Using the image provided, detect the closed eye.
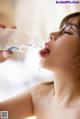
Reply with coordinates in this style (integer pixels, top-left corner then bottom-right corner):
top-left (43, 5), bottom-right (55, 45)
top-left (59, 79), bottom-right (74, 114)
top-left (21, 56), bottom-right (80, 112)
top-left (59, 24), bottom-right (77, 36)
top-left (59, 26), bottom-right (74, 36)
top-left (58, 29), bottom-right (73, 36)
top-left (64, 31), bottom-right (73, 35)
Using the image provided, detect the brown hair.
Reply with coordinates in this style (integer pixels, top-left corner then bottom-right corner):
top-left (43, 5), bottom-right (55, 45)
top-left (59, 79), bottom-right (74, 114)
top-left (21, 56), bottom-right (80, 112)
top-left (60, 12), bottom-right (80, 28)
top-left (59, 12), bottom-right (80, 38)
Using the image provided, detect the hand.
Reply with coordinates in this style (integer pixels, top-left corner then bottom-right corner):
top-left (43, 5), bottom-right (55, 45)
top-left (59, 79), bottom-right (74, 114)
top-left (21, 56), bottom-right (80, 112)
top-left (0, 24), bottom-right (16, 63)
top-left (0, 50), bottom-right (12, 62)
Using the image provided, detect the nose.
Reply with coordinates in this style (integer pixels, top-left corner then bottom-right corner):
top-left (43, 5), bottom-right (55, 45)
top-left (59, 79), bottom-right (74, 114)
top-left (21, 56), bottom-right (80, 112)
top-left (49, 32), bottom-right (58, 41)
top-left (44, 31), bottom-right (59, 47)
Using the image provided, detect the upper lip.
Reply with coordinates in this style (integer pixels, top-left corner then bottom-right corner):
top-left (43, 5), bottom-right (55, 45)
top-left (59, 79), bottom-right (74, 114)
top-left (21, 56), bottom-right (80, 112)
top-left (43, 42), bottom-right (50, 52)
top-left (39, 41), bottom-right (50, 57)
top-left (39, 42), bottom-right (50, 55)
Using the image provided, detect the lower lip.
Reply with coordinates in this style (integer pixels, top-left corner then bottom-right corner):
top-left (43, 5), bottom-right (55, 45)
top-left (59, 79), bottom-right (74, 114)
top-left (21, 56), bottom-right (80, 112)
top-left (39, 49), bottom-right (50, 58)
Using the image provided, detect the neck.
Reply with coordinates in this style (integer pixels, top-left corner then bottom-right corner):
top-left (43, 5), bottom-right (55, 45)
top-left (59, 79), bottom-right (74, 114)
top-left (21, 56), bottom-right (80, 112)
top-left (53, 69), bottom-right (80, 106)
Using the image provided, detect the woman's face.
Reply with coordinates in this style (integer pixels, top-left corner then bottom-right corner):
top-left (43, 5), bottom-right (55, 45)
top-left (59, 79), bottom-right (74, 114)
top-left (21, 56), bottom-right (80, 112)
top-left (39, 16), bottom-right (80, 72)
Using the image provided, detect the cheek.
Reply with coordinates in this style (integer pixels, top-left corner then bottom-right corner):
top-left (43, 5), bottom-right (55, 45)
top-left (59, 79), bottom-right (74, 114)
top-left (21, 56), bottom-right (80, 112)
top-left (49, 37), bottom-right (80, 68)
top-left (41, 37), bottom-right (80, 70)
top-left (54, 37), bottom-right (79, 56)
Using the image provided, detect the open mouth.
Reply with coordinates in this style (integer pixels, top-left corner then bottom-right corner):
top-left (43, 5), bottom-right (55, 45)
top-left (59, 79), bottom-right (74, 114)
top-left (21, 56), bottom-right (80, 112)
top-left (39, 46), bottom-right (50, 58)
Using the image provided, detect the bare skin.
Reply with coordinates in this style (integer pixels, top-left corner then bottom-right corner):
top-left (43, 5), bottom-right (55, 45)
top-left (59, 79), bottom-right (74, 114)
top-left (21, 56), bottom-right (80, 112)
top-left (0, 15), bottom-right (80, 119)
top-left (1, 82), bottom-right (80, 119)
top-left (31, 83), bottom-right (80, 119)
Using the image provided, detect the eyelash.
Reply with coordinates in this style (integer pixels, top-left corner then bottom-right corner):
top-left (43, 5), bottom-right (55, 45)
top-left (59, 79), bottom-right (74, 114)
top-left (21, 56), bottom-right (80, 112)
top-left (59, 29), bottom-right (73, 36)
top-left (64, 31), bottom-right (73, 35)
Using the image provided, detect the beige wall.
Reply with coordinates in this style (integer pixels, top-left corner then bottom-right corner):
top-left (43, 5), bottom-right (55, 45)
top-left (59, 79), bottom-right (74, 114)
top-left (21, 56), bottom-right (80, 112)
top-left (16, 0), bottom-right (80, 44)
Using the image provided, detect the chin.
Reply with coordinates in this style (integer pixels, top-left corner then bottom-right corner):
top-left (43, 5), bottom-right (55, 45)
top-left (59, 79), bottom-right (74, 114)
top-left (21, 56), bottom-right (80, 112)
top-left (39, 58), bottom-right (53, 71)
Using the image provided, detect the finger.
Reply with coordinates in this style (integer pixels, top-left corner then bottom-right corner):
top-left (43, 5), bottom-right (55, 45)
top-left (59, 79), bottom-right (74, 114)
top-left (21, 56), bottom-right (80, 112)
top-left (2, 50), bottom-right (9, 59)
top-left (0, 50), bottom-right (11, 59)
top-left (0, 24), bottom-right (6, 28)
top-left (0, 50), bottom-right (7, 62)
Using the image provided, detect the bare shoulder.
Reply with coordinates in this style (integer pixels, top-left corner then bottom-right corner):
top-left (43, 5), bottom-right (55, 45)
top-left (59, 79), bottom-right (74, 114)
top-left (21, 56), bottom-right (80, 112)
top-left (30, 81), bottom-right (55, 99)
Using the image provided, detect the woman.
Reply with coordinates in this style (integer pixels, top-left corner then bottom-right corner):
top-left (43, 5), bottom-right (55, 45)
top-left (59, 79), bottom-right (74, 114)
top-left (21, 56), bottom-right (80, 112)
top-left (0, 12), bottom-right (80, 119)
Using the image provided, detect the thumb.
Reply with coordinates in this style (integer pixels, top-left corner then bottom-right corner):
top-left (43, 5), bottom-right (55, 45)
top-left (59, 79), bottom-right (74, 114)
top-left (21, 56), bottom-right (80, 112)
top-left (0, 50), bottom-right (12, 63)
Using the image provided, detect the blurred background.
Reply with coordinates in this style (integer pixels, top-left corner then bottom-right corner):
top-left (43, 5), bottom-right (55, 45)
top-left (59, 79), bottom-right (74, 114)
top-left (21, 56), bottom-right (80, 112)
top-left (0, 0), bottom-right (80, 119)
